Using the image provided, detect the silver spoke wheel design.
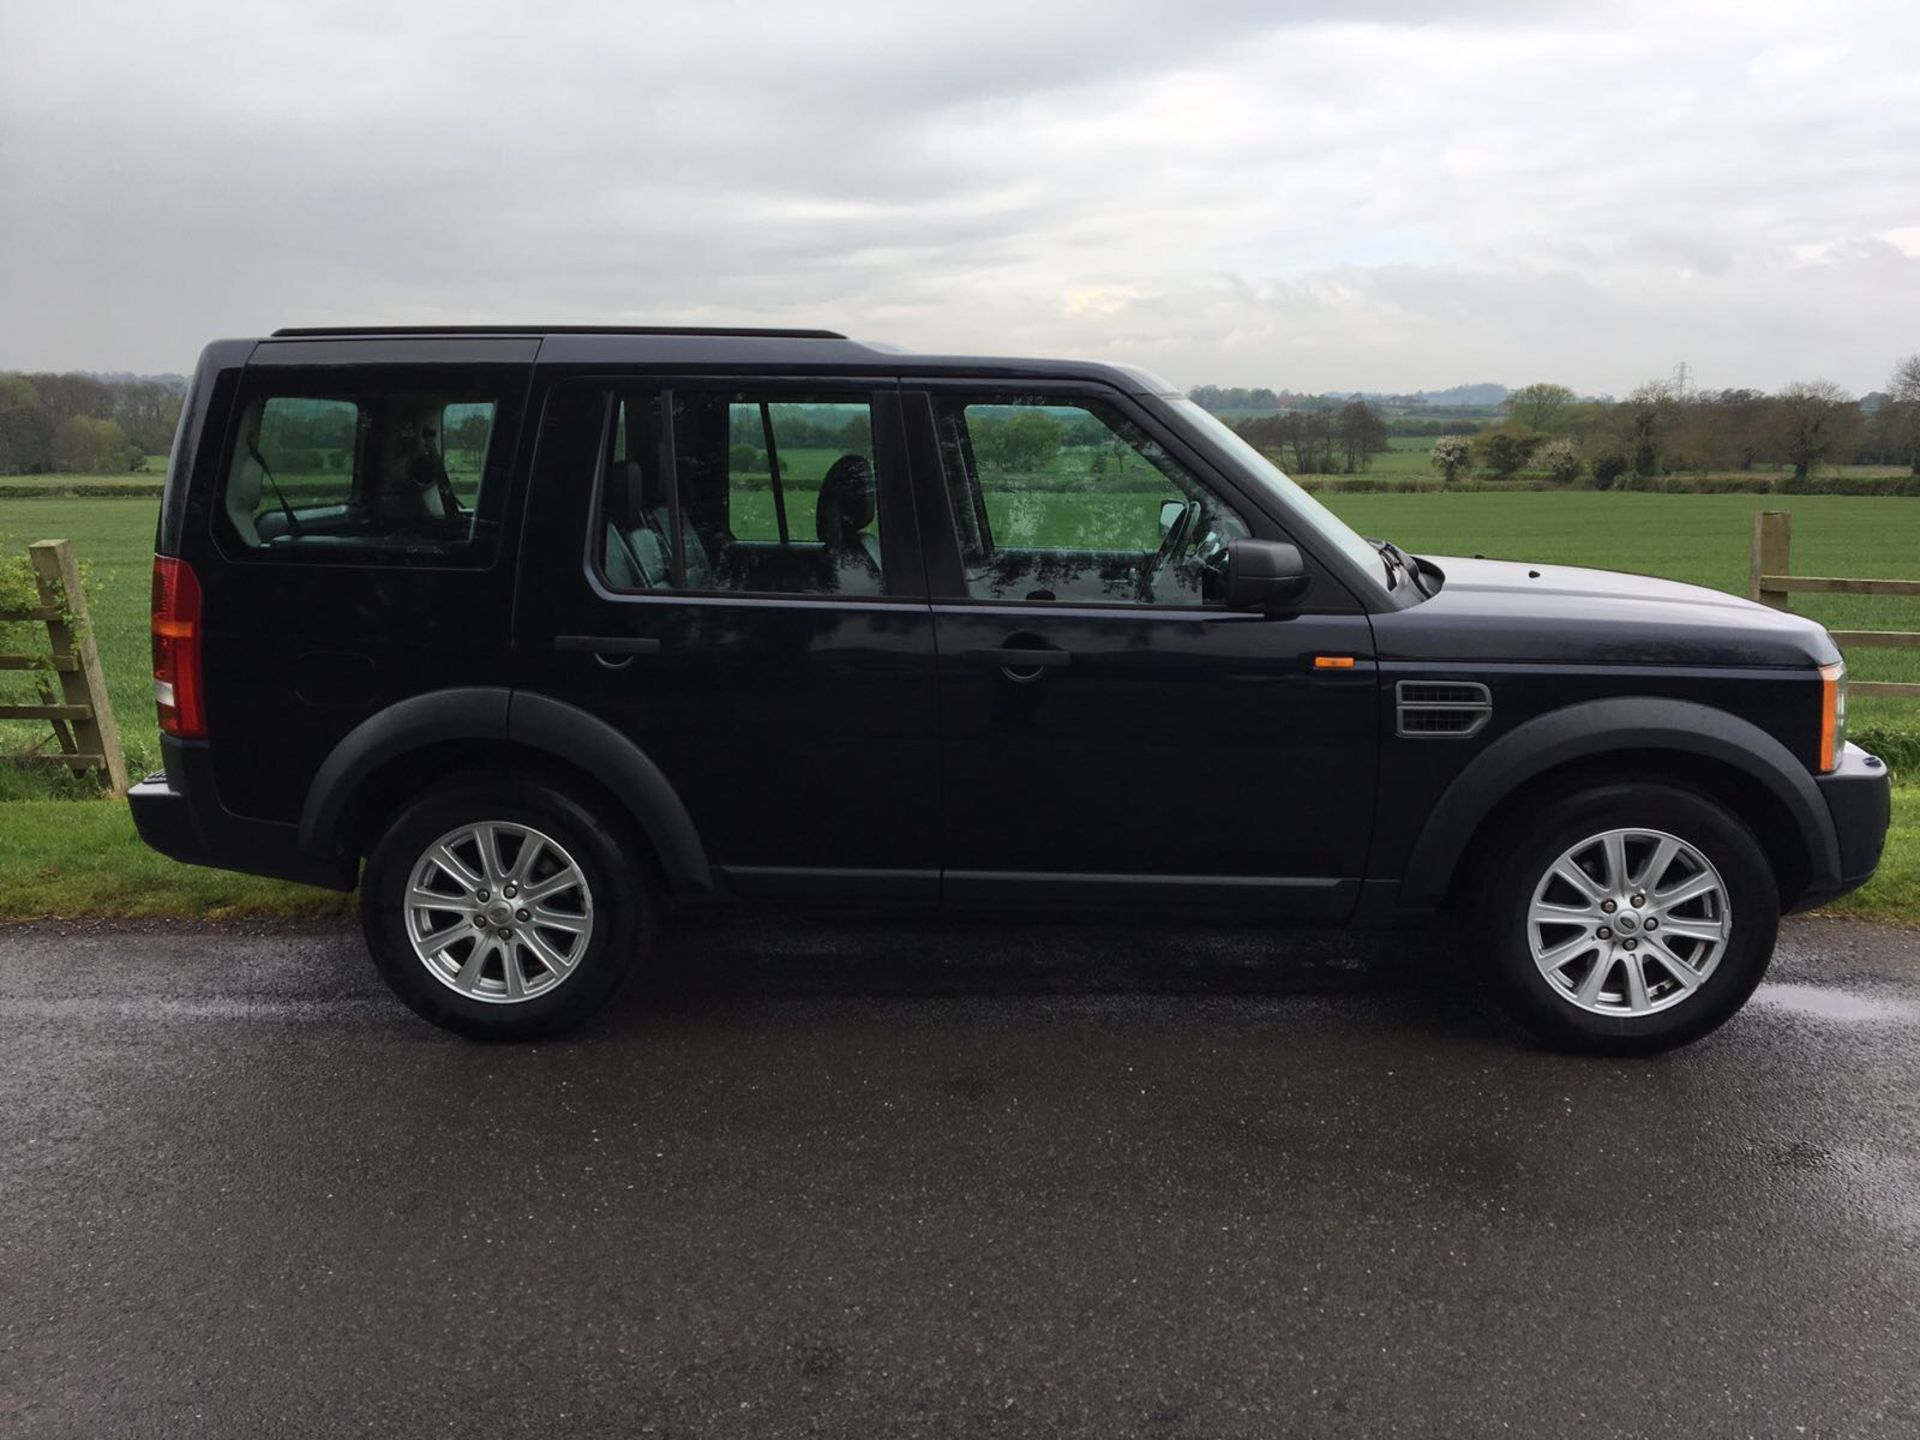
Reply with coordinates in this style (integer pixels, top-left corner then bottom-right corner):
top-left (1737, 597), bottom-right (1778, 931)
top-left (1526, 826), bottom-right (1730, 1018)
top-left (404, 821), bottom-right (594, 1004)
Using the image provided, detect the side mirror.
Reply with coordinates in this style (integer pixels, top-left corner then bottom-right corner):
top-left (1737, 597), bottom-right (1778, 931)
top-left (1158, 498), bottom-right (1188, 539)
top-left (1226, 539), bottom-right (1312, 613)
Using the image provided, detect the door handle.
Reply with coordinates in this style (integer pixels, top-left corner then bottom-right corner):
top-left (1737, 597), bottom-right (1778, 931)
top-left (963, 647), bottom-right (1072, 670)
top-left (555, 635), bottom-right (662, 669)
top-left (555, 635), bottom-right (663, 655)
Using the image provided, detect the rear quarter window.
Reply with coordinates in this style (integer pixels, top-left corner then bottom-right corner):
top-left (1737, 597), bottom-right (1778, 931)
top-left (219, 365), bottom-right (524, 565)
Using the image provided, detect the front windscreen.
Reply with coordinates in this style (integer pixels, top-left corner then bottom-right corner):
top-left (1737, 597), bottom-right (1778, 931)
top-left (1168, 398), bottom-right (1385, 585)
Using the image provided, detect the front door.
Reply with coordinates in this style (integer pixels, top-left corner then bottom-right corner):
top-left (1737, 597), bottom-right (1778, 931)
top-left (906, 386), bottom-right (1379, 918)
top-left (516, 377), bottom-right (941, 903)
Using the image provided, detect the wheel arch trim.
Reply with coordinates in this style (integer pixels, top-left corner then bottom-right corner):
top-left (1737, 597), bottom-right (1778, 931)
top-left (298, 687), bottom-right (712, 892)
top-left (1398, 696), bottom-right (1840, 908)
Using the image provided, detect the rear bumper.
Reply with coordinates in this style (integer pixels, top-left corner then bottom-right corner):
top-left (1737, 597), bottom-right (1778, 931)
top-left (128, 738), bottom-right (357, 891)
top-left (1796, 742), bottom-right (1893, 911)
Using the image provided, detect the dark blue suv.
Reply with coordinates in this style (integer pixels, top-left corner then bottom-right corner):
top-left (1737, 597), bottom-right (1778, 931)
top-left (131, 327), bottom-right (1891, 1052)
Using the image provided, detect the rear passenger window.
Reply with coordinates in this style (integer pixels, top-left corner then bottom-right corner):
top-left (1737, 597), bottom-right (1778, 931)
top-left (598, 389), bottom-right (886, 597)
top-left (222, 367), bottom-right (521, 563)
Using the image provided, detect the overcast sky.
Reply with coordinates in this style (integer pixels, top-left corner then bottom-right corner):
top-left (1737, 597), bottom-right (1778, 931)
top-left (2, 0), bottom-right (1916, 394)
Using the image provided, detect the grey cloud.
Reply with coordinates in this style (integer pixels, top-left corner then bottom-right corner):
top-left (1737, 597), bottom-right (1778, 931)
top-left (0, 0), bottom-right (1914, 392)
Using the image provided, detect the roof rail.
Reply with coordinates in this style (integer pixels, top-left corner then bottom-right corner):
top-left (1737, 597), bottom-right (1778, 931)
top-left (269, 325), bottom-right (848, 340)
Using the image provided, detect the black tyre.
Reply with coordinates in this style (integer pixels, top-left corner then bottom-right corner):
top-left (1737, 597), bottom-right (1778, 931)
top-left (360, 775), bottom-right (652, 1039)
top-left (1471, 782), bottom-right (1779, 1055)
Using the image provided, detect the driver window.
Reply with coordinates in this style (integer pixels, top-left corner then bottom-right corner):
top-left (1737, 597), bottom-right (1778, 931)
top-left (930, 395), bottom-right (1248, 606)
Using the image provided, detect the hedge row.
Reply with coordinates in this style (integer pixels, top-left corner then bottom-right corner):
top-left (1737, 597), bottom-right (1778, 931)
top-left (0, 482), bottom-right (167, 500)
top-left (1294, 474), bottom-right (1920, 497)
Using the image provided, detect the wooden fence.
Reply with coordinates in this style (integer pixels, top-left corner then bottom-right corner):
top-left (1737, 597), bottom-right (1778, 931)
top-left (1749, 511), bottom-right (1920, 699)
top-left (0, 538), bottom-right (129, 793)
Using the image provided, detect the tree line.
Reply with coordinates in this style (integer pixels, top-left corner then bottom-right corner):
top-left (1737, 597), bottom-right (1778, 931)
top-left (0, 371), bottom-right (186, 474)
top-left (1206, 358), bottom-right (1920, 481)
top-left (1425, 363), bottom-right (1920, 483)
top-left (1231, 401), bottom-right (1395, 474)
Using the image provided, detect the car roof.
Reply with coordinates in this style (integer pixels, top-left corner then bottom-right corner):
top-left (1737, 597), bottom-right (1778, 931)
top-left (255, 327), bottom-right (1178, 397)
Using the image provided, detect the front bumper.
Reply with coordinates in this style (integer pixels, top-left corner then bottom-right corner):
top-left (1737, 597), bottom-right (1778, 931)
top-left (1799, 742), bottom-right (1893, 910)
top-left (128, 738), bottom-right (357, 891)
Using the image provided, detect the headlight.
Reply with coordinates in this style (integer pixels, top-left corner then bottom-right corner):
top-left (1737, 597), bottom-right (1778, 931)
top-left (1818, 660), bottom-right (1847, 773)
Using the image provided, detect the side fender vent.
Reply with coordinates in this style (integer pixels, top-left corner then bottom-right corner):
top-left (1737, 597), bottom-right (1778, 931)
top-left (1396, 680), bottom-right (1492, 738)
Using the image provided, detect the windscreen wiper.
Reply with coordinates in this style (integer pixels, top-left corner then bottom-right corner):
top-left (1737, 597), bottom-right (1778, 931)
top-left (1383, 540), bottom-right (1432, 597)
top-left (247, 439), bottom-right (302, 536)
top-left (1368, 538), bottom-right (1429, 596)
top-left (1367, 537), bottom-right (1404, 589)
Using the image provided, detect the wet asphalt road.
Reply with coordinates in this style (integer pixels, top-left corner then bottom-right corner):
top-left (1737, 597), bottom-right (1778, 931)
top-left (2, 915), bottom-right (1918, 1438)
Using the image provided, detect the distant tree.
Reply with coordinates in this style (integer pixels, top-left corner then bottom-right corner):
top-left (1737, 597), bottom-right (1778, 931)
top-left (51, 415), bottom-right (132, 473)
top-left (837, 413), bottom-right (873, 453)
top-left (1764, 381), bottom-right (1863, 480)
top-left (1686, 387), bottom-right (1770, 471)
top-left (1589, 446), bottom-right (1630, 490)
top-left (973, 410), bottom-right (1063, 473)
top-left (27, 373), bottom-right (113, 423)
top-left (1618, 380), bottom-right (1682, 477)
top-left (1474, 426), bottom-right (1540, 479)
top-left (1283, 410), bottom-right (1336, 474)
top-left (0, 375), bottom-right (51, 474)
top-left (1670, 398), bottom-right (1733, 474)
top-left (1186, 385), bottom-right (1280, 413)
top-left (1232, 414), bottom-right (1286, 452)
top-left (110, 380), bottom-right (184, 456)
top-left (1505, 383), bottom-right (1577, 434)
top-left (729, 444), bottom-right (761, 473)
top-left (1536, 438), bottom-right (1584, 485)
top-left (445, 411), bottom-right (492, 453)
top-left (1888, 355), bottom-right (1920, 476)
top-left (1334, 399), bottom-right (1391, 472)
top-left (1429, 435), bottom-right (1472, 483)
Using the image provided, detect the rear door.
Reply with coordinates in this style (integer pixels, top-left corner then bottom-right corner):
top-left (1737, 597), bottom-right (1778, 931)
top-left (515, 376), bottom-right (941, 902)
top-left (904, 383), bottom-right (1379, 918)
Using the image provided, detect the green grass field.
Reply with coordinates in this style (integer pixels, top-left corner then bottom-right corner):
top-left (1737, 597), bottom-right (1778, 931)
top-left (1, 486), bottom-right (1917, 921)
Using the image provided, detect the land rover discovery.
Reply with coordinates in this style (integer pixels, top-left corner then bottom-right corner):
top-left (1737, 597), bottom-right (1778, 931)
top-left (130, 327), bottom-right (1892, 1053)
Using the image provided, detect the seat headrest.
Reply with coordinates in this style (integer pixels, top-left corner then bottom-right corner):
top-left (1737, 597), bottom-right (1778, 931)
top-left (815, 454), bottom-right (875, 547)
top-left (227, 404), bottom-right (268, 546)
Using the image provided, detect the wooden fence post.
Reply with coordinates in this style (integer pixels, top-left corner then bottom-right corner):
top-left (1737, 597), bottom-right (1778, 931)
top-left (27, 539), bottom-right (129, 795)
top-left (1749, 511), bottom-right (1791, 611)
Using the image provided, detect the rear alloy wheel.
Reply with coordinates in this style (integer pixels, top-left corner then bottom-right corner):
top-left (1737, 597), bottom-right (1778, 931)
top-left (404, 821), bottom-right (595, 1005)
top-left (362, 778), bottom-right (648, 1038)
top-left (1475, 783), bottom-right (1778, 1054)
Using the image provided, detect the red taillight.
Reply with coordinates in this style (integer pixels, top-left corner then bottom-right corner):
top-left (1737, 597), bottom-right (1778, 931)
top-left (151, 555), bottom-right (205, 739)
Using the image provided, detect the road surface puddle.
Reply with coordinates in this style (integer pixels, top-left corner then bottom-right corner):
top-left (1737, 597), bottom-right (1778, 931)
top-left (1750, 982), bottom-right (1920, 1025)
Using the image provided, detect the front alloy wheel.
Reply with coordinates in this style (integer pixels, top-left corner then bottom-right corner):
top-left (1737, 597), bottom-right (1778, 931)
top-left (1527, 827), bottom-right (1730, 1017)
top-left (1474, 783), bottom-right (1778, 1054)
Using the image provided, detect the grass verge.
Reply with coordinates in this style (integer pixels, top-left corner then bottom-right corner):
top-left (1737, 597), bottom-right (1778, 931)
top-left (2, 791), bottom-right (1912, 926)
top-left (0, 800), bottom-right (350, 920)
